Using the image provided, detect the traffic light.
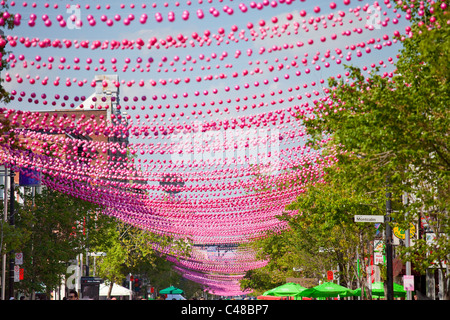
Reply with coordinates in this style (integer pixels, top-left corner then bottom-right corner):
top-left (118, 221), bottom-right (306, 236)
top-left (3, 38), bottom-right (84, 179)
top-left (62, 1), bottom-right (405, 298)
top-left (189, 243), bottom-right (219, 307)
top-left (133, 278), bottom-right (141, 292)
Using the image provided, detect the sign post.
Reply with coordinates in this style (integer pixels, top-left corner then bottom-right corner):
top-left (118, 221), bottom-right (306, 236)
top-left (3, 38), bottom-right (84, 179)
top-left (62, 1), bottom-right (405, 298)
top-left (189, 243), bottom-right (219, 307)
top-left (9, 171), bottom-right (15, 299)
top-left (385, 189), bottom-right (394, 300)
top-left (354, 208), bottom-right (394, 300)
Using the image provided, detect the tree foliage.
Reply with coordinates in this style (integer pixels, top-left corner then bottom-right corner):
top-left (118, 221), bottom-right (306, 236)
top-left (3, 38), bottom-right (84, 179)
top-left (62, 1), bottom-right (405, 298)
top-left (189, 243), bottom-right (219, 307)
top-left (91, 212), bottom-right (192, 299)
top-left (298, 1), bottom-right (449, 299)
top-left (240, 229), bottom-right (306, 295)
top-left (1, 179), bottom-right (192, 299)
top-left (242, 161), bottom-right (384, 299)
top-left (0, 4), bottom-right (15, 105)
top-left (7, 186), bottom-right (100, 297)
top-left (242, 1), bottom-right (448, 299)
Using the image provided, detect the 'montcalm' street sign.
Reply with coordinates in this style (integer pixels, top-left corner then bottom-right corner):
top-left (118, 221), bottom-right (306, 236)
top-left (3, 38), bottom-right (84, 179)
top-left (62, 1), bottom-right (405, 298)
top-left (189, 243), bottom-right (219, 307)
top-left (354, 215), bottom-right (385, 223)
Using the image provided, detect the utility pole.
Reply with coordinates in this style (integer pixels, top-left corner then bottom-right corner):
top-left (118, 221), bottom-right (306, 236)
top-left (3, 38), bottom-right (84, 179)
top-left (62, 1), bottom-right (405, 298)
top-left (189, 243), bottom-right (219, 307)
top-left (0, 29), bottom-right (6, 300)
top-left (8, 171), bottom-right (15, 299)
top-left (385, 183), bottom-right (394, 300)
top-left (85, 215), bottom-right (89, 277)
top-left (1, 166), bottom-right (8, 300)
top-left (403, 193), bottom-right (412, 300)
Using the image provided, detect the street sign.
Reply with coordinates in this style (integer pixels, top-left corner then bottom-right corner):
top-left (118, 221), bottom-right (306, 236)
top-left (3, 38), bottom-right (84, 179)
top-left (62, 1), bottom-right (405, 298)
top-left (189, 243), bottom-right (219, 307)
top-left (374, 252), bottom-right (384, 265)
top-left (88, 252), bottom-right (107, 257)
top-left (81, 276), bottom-right (103, 284)
top-left (393, 223), bottom-right (416, 239)
top-left (81, 277), bottom-right (103, 300)
top-left (14, 266), bottom-right (20, 282)
top-left (326, 270), bottom-right (333, 281)
top-left (19, 168), bottom-right (41, 186)
top-left (403, 275), bottom-right (414, 291)
top-left (15, 252), bottom-right (23, 265)
top-left (354, 215), bottom-right (385, 223)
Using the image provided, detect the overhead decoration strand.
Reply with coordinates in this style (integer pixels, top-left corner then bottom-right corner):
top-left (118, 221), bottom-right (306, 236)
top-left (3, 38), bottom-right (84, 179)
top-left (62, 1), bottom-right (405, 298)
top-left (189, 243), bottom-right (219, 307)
top-left (0, 0), bottom-right (436, 295)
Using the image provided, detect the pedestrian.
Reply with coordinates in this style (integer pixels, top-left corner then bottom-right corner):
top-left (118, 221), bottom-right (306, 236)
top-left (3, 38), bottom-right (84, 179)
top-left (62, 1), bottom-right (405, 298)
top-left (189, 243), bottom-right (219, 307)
top-left (68, 290), bottom-right (79, 300)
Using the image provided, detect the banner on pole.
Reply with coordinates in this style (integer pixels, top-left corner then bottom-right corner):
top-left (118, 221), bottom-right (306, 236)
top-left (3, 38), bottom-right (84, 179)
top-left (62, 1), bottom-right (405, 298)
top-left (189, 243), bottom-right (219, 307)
top-left (403, 275), bottom-right (414, 291)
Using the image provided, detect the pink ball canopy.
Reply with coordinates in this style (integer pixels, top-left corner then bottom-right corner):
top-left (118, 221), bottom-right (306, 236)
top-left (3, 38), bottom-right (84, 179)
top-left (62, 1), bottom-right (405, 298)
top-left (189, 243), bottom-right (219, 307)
top-left (0, 0), bottom-right (426, 296)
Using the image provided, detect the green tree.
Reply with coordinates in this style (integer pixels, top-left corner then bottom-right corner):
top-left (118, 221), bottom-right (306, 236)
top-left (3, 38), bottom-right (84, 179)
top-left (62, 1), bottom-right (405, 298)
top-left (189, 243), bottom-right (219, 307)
top-left (285, 164), bottom-right (386, 299)
top-left (299, 1), bottom-right (449, 299)
top-left (242, 160), bottom-right (385, 299)
top-left (0, 4), bottom-right (15, 105)
top-left (9, 186), bottom-right (100, 299)
top-left (92, 215), bottom-right (191, 299)
top-left (240, 229), bottom-right (317, 295)
top-left (242, 0), bottom-right (448, 300)
top-left (136, 254), bottom-right (203, 299)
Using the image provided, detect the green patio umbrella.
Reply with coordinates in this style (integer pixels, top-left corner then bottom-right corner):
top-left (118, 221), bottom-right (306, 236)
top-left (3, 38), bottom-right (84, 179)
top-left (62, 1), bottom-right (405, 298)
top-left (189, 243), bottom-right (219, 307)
top-left (159, 286), bottom-right (184, 295)
top-left (353, 282), bottom-right (406, 298)
top-left (262, 282), bottom-right (307, 297)
top-left (298, 282), bottom-right (353, 298)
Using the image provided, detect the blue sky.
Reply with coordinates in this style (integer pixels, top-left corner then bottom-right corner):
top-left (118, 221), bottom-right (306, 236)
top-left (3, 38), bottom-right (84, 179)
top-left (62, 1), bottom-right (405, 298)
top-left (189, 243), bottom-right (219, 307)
top-left (1, 1), bottom-right (410, 175)
top-left (2, 0), bottom-right (409, 115)
top-left (0, 0), bottom-right (412, 236)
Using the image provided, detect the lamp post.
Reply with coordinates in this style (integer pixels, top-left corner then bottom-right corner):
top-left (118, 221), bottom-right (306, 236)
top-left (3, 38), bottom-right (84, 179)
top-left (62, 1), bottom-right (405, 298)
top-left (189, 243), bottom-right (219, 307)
top-left (1, 166), bottom-right (7, 300)
top-left (8, 171), bottom-right (15, 299)
top-left (385, 185), bottom-right (394, 300)
top-left (403, 193), bottom-right (412, 300)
